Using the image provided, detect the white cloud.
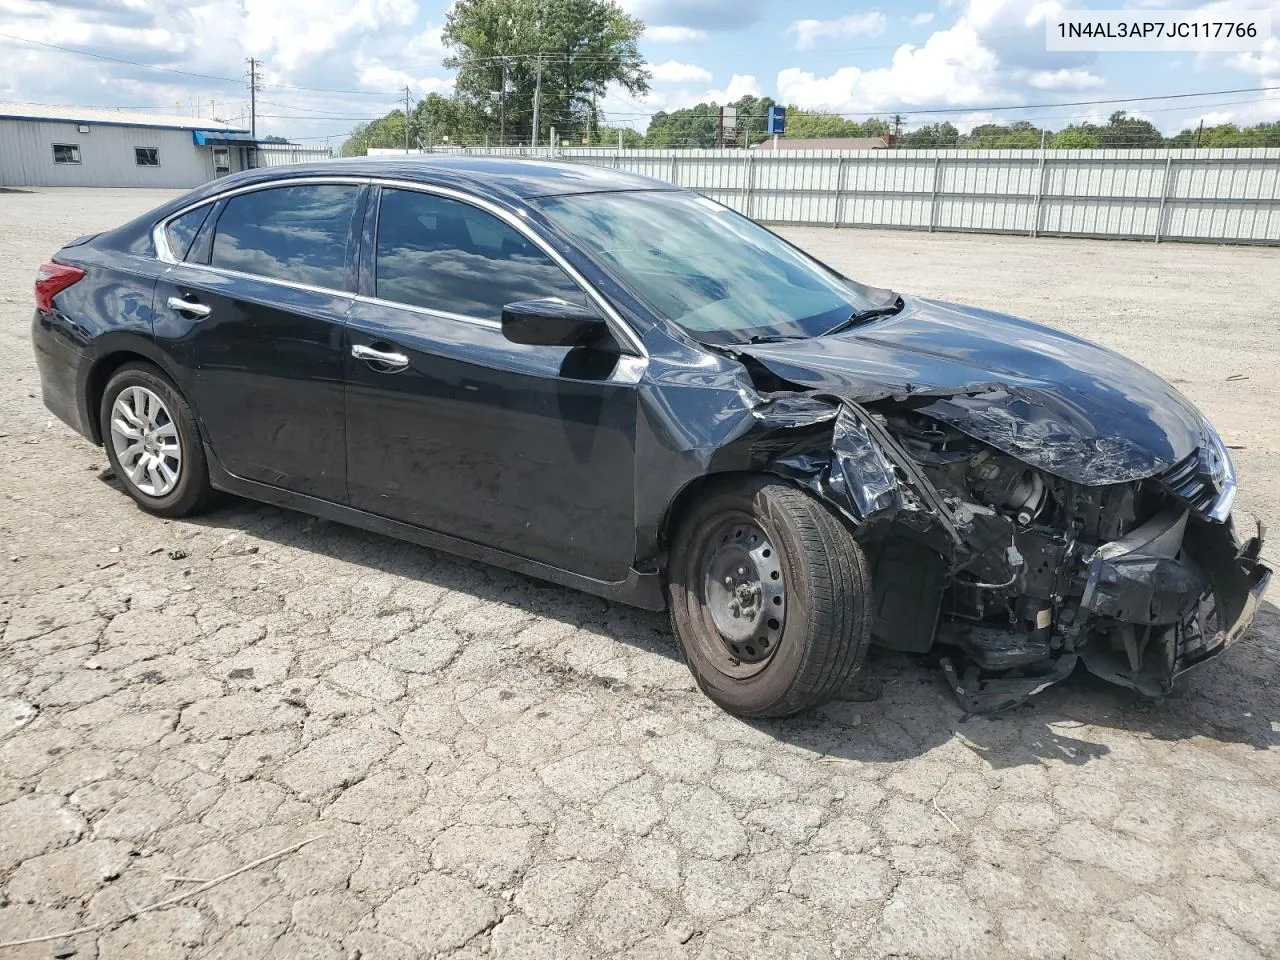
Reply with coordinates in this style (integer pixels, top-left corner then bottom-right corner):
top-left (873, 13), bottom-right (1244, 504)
top-left (243, 0), bottom-right (418, 74)
top-left (1228, 37), bottom-right (1280, 77)
top-left (650, 60), bottom-right (714, 85)
top-left (356, 62), bottom-right (453, 97)
top-left (605, 73), bottom-right (762, 126)
top-left (0, 0), bottom-right (457, 140)
top-left (911, 12), bottom-right (936, 26)
top-left (705, 74), bottom-right (763, 104)
top-left (646, 25), bottom-right (708, 44)
top-left (1027, 68), bottom-right (1103, 89)
top-left (787, 12), bottom-right (887, 51)
top-left (777, 21), bottom-right (1006, 112)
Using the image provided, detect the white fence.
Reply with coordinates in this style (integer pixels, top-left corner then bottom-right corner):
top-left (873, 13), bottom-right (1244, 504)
top-left (258, 143), bottom-right (332, 167)
top-left (416, 146), bottom-right (1280, 245)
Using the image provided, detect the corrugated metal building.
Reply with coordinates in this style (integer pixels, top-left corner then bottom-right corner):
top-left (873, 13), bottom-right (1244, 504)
top-left (0, 104), bottom-right (266, 188)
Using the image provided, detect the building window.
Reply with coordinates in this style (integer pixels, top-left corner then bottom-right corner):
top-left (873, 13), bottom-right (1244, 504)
top-left (52, 144), bottom-right (81, 164)
top-left (134, 147), bottom-right (159, 166)
top-left (213, 147), bottom-right (230, 177)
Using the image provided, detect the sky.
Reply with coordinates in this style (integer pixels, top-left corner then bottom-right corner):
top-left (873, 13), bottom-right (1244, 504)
top-left (1, 0), bottom-right (1278, 144)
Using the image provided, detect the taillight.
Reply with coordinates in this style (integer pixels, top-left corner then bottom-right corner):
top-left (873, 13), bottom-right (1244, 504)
top-left (35, 262), bottom-right (85, 312)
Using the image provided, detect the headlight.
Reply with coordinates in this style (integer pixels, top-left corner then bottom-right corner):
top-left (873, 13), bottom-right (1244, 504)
top-left (1199, 417), bottom-right (1237, 523)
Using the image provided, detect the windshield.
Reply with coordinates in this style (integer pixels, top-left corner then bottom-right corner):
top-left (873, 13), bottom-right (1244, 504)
top-left (535, 190), bottom-right (897, 344)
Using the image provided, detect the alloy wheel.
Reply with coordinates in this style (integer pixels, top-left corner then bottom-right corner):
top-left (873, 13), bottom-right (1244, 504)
top-left (110, 385), bottom-right (182, 498)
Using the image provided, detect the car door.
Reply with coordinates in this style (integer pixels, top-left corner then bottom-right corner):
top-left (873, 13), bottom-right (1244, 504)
top-left (344, 184), bottom-right (640, 580)
top-left (153, 181), bottom-right (366, 503)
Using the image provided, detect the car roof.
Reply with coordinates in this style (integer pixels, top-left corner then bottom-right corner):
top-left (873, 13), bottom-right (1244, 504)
top-left (200, 156), bottom-right (676, 204)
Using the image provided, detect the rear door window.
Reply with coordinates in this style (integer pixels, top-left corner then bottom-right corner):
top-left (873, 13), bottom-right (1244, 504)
top-left (210, 184), bottom-right (361, 291)
top-left (163, 204), bottom-right (212, 261)
top-left (374, 188), bottom-right (585, 321)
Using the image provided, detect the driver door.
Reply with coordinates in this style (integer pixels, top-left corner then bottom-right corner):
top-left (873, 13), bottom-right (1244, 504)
top-left (343, 186), bottom-right (640, 580)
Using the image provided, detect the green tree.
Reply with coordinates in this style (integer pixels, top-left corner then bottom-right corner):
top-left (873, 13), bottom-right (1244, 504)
top-left (642, 94), bottom-right (778, 148)
top-left (779, 109), bottom-right (890, 141)
top-left (645, 103), bottom-right (717, 147)
top-left (962, 121), bottom-right (1047, 149)
top-left (443, 0), bottom-right (648, 146)
top-left (589, 124), bottom-right (644, 147)
top-left (1049, 126), bottom-right (1101, 149)
top-left (1098, 110), bottom-right (1164, 148)
top-left (896, 122), bottom-right (960, 149)
top-left (411, 92), bottom-right (486, 146)
top-left (340, 111), bottom-right (409, 156)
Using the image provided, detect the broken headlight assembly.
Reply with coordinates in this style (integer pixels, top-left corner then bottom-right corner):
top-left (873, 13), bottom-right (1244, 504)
top-left (842, 408), bottom-right (1271, 713)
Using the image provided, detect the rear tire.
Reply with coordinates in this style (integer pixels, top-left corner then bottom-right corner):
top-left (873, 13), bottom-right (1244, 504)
top-left (99, 362), bottom-right (214, 518)
top-left (668, 476), bottom-right (872, 718)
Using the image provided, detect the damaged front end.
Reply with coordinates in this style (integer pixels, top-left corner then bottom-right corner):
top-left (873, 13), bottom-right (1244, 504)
top-left (764, 397), bottom-right (1271, 713)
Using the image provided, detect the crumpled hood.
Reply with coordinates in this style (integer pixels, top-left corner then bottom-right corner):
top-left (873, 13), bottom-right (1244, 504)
top-left (739, 296), bottom-right (1205, 485)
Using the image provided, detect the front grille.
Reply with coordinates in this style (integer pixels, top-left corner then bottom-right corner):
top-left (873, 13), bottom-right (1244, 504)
top-left (1160, 450), bottom-right (1218, 513)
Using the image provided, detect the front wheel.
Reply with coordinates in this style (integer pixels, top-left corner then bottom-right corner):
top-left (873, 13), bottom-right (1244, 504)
top-left (667, 477), bottom-right (872, 718)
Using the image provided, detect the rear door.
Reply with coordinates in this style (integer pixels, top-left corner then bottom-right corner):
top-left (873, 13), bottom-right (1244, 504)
top-left (343, 185), bottom-right (640, 579)
top-left (154, 181), bottom-right (365, 502)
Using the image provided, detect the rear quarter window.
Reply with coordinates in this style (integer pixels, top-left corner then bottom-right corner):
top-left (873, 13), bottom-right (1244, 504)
top-left (163, 204), bottom-right (213, 261)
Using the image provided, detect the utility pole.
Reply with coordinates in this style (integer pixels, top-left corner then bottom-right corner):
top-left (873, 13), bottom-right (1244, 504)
top-left (532, 54), bottom-right (543, 148)
top-left (245, 58), bottom-right (260, 138)
top-left (891, 113), bottom-right (903, 146)
top-left (1194, 118), bottom-right (1204, 147)
top-left (716, 106), bottom-right (724, 149)
top-left (500, 59), bottom-right (508, 147)
top-left (403, 84), bottom-right (412, 153)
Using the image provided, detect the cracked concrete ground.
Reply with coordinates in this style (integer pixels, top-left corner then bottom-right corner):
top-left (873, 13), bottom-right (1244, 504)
top-left (2, 187), bottom-right (1278, 959)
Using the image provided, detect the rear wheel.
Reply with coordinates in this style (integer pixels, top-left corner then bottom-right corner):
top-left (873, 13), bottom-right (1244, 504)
top-left (99, 362), bottom-right (214, 518)
top-left (668, 477), bottom-right (872, 718)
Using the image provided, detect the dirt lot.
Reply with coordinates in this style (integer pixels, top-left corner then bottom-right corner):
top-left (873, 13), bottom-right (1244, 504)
top-left (1, 187), bottom-right (1278, 960)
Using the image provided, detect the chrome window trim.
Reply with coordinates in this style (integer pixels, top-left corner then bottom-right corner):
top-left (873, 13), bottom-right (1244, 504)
top-left (152, 176), bottom-right (371, 266)
top-left (165, 260), bottom-right (354, 300)
top-left (151, 174), bottom-right (647, 359)
top-left (353, 293), bottom-right (501, 330)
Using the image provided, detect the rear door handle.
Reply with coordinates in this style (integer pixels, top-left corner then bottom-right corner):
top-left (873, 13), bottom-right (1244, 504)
top-left (166, 296), bottom-right (211, 318)
top-left (352, 343), bottom-right (409, 370)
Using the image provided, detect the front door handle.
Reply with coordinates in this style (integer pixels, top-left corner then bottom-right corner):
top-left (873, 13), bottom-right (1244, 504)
top-left (166, 295), bottom-right (212, 318)
top-left (352, 343), bottom-right (409, 370)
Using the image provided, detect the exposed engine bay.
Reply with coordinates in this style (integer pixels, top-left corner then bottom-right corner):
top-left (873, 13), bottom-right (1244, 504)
top-left (762, 396), bottom-right (1271, 713)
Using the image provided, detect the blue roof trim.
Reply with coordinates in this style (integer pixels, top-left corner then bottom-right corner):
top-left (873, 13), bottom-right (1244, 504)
top-left (192, 130), bottom-right (262, 146)
top-left (0, 113), bottom-right (250, 134)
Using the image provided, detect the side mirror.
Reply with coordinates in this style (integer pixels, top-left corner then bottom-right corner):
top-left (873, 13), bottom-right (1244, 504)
top-left (501, 298), bottom-right (611, 348)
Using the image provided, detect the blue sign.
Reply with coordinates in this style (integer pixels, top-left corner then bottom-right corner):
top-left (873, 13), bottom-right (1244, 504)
top-left (768, 105), bottom-right (786, 135)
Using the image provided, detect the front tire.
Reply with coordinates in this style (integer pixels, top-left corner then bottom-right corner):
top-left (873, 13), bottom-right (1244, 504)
top-left (99, 362), bottom-right (214, 518)
top-left (668, 477), bottom-right (872, 718)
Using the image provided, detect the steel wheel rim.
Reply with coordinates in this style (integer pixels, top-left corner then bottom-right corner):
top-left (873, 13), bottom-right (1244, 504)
top-left (110, 385), bottom-right (182, 498)
top-left (700, 517), bottom-right (786, 672)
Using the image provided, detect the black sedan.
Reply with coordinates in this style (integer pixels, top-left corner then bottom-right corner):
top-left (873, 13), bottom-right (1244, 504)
top-left (32, 158), bottom-right (1270, 716)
